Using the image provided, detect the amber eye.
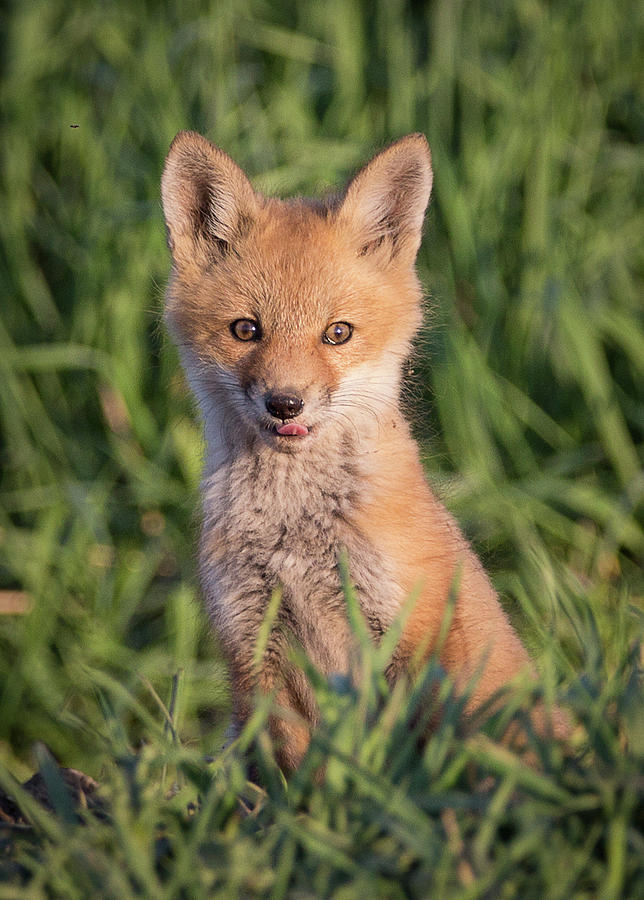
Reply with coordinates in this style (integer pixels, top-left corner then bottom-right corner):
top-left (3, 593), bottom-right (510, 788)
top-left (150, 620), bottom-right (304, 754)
top-left (323, 322), bottom-right (353, 345)
top-left (230, 319), bottom-right (262, 342)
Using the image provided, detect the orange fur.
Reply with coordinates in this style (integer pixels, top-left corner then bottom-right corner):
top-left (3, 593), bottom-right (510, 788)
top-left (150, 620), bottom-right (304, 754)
top-left (161, 131), bottom-right (566, 770)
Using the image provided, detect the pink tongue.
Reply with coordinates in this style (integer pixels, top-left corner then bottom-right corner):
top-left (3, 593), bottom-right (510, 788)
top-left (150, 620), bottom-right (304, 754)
top-left (276, 422), bottom-right (309, 436)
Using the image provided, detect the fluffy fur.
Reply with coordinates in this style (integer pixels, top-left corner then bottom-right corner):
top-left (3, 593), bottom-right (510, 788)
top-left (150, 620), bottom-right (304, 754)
top-left (162, 132), bottom-right (561, 771)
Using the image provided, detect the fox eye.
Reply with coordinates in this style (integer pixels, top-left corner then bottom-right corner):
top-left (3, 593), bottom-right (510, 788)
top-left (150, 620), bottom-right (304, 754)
top-left (323, 322), bottom-right (353, 345)
top-left (230, 319), bottom-right (262, 342)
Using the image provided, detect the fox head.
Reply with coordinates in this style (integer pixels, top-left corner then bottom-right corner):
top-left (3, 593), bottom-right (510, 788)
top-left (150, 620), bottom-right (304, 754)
top-left (161, 132), bottom-right (432, 458)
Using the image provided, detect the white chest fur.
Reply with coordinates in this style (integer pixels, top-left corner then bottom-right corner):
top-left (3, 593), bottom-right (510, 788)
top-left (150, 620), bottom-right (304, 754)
top-left (199, 435), bottom-right (401, 676)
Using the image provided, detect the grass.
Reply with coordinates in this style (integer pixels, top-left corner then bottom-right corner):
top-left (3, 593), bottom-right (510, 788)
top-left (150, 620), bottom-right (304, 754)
top-left (0, 0), bottom-right (642, 895)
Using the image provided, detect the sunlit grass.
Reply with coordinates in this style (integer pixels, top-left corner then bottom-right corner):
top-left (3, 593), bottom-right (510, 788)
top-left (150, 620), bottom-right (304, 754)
top-left (0, 0), bottom-right (642, 894)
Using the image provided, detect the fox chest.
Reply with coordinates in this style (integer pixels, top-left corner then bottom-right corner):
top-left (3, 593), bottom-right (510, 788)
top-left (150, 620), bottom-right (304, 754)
top-left (199, 451), bottom-right (400, 674)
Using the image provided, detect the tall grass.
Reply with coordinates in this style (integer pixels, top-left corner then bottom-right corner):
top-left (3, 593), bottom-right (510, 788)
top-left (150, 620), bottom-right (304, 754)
top-left (0, 0), bottom-right (642, 895)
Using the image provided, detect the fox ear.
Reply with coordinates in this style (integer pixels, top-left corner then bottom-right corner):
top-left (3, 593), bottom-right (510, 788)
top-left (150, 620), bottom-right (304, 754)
top-left (339, 134), bottom-right (432, 264)
top-left (161, 131), bottom-right (258, 268)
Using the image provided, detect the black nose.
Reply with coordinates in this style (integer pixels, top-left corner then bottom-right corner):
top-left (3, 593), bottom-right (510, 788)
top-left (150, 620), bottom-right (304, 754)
top-left (265, 392), bottom-right (304, 420)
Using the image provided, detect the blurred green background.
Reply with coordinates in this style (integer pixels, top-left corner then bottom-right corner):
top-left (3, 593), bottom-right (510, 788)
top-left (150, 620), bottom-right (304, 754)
top-left (1, 0), bottom-right (642, 781)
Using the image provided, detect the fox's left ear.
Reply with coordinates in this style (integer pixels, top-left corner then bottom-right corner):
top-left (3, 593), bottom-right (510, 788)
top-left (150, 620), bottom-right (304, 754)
top-left (339, 134), bottom-right (432, 265)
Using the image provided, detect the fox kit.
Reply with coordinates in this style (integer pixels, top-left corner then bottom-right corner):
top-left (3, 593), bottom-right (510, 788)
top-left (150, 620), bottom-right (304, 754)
top-left (162, 132), bottom-right (553, 771)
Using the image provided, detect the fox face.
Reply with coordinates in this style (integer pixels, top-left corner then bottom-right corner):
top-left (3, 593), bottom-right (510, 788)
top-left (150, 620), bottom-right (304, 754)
top-left (161, 133), bottom-right (432, 457)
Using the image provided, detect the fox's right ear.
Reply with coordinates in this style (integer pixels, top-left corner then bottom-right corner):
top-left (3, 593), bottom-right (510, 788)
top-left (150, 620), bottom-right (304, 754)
top-left (161, 131), bottom-right (258, 269)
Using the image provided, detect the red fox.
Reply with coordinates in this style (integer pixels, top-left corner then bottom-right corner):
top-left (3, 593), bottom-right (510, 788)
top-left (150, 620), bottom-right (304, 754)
top-left (161, 132), bottom-right (563, 771)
